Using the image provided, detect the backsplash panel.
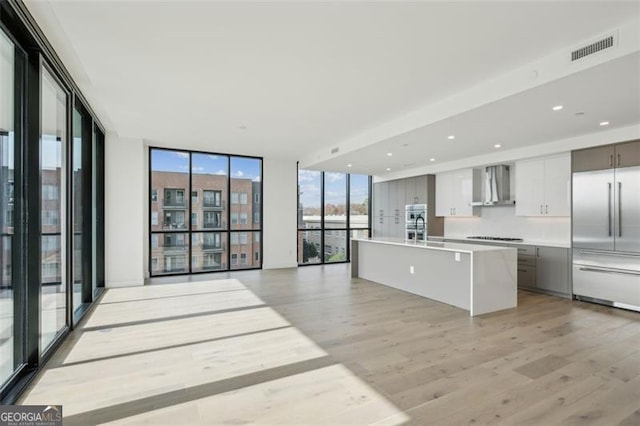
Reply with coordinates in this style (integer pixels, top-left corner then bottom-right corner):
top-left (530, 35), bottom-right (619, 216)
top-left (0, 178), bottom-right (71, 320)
top-left (443, 206), bottom-right (570, 244)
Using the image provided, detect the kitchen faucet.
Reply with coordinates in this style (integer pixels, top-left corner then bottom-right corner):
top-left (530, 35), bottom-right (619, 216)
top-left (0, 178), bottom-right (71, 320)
top-left (415, 214), bottom-right (425, 241)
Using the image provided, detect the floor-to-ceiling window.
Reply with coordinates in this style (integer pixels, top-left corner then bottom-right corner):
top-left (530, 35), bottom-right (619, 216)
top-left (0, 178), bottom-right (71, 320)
top-left (1, 1), bottom-right (106, 403)
top-left (297, 168), bottom-right (371, 265)
top-left (40, 66), bottom-right (67, 353)
top-left (230, 157), bottom-right (262, 270)
top-left (149, 148), bottom-right (262, 276)
top-left (92, 126), bottom-right (105, 299)
top-left (349, 173), bottom-right (371, 241)
top-left (297, 170), bottom-right (321, 265)
top-left (0, 26), bottom-right (16, 387)
top-left (72, 107), bottom-right (83, 315)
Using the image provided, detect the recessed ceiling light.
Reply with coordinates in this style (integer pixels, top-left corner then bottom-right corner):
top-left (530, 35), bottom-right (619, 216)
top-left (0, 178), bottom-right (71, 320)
top-left (448, 135), bottom-right (455, 140)
top-left (600, 121), bottom-right (610, 126)
top-left (494, 144), bottom-right (502, 148)
top-left (429, 158), bottom-right (436, 162)
top-left (386, 167), bottom-right (391, 171)
top-left (387, 152), bottom-right (393, 156)
top-left (347, 164), bottom-right (352, 168)
top-left (552, 105), bottom-right (563, 111)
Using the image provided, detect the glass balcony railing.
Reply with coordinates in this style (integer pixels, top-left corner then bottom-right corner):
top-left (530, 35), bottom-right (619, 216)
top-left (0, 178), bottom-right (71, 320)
top-left (202, 242), bottom-right (225, 251)
top-left (163, 243), bottom-right (187, 252)
top-left (163, 199), bottom-right (186, 207)
top-left (163, 222), bottom-right (187, 230)
top-left (203, 221), bottom-right (225, 230)
top-left (202, 200), bottom-right (224, 209)
top-left (202, 263), bottom-right (224, 271)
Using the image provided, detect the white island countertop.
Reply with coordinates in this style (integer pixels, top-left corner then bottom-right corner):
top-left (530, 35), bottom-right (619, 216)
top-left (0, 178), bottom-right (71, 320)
top-left (354, 237), bottom-right (516, 253)
top-left (351, 237), bottom-right (517, 316)
top-left (429, 236), bottom-right (570, 249)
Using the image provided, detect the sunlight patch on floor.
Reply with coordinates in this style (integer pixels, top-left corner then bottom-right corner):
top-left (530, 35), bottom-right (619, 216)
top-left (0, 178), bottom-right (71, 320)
top-left (21, 279), bottom-right (409, 425)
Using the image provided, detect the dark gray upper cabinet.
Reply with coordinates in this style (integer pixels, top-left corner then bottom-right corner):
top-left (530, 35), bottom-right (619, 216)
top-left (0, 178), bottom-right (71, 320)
top-left (572, 140), bottom-right (640, 172)
top-left (615, 140), bottom-right (640, 168)
top-left (572, 145), bottom-right (615, 172)
top-left (372, 174), bottom-right (441, 238)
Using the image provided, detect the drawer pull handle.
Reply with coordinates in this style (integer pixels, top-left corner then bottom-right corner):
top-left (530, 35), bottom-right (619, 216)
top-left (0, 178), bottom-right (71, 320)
top-left (578, 267), bottom-right (640, 277)
top-left (577, 250), bottom-right (640, 259)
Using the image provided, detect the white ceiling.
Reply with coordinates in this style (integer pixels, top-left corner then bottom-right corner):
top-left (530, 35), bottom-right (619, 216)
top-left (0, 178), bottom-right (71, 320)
top-left (25, 1), bottom-right (640, 175)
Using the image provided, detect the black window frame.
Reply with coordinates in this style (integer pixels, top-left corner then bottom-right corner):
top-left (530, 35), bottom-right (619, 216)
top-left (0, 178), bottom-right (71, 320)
top-left (0, 1), bottom-right (106, 404)
top-left (296, 164), bottom-right (372, 266)
top-left (148, 147), bottom-right (263, 277)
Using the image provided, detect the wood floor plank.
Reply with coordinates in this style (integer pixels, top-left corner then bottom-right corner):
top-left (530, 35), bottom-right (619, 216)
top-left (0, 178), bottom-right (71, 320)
top-left (18, 264), bottom-right (640, 425)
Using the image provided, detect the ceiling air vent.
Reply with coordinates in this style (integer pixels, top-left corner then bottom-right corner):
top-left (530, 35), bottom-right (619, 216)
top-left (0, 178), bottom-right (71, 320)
top-left (331, 147), bottom-right (339, 154)
top-left (571, 34), bottom-right (615, 61)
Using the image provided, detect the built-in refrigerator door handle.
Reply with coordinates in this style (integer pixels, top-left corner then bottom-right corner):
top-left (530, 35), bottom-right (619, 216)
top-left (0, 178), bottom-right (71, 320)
top-left (539, 204), bottom-right (543, 214)
top-left (618, 182), bottom-right (622, 237)
top-left (608, 182), bottom-right (612, 236)
top-left (577, 249), bottom-right (640, 258)
top-left (545, 204), bottom-right (548, 215)
top-left (578, 267), bottom-right (640, 277)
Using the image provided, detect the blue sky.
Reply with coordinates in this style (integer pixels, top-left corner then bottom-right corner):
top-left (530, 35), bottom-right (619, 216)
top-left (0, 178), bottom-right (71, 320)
top-left (298, 169), bottom-right (368, 208)
top-left (151, 149), bottom-right (261, 181)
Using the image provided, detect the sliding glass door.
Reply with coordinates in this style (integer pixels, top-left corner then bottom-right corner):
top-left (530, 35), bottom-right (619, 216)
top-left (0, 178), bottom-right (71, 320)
top-left (0, 1), bottom-right (106, 402)
top-left (40, 66), bottom-right (67, 353)
top-left (0, 27), bottom-right (16, 386)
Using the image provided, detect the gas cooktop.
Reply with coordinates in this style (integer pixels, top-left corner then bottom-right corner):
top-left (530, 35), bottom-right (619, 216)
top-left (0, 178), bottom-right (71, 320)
top-left (467, 236), bottom-right (524, 242)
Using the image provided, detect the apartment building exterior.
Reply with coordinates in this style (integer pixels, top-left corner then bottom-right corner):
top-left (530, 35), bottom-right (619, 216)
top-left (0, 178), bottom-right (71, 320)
top-left (150, 170), bottom-right (261, 275)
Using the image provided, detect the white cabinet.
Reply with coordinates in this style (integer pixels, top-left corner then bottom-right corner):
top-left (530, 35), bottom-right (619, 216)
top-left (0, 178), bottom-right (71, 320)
top-left (515, 154), bottom-right (570, 217)
top-left (543, 155), bottom-right (571, 216)
top-left (435, 169), bottom-right (480, 217)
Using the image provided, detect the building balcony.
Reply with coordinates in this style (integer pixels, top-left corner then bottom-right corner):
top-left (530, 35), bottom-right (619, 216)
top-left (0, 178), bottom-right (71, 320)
top-left (163, 244), bottom-right (187, 253)
top-left (202, 242), bottom-right (225, 252)
top-left (203, 200), bottom-right (225, 210)
top-left (163, 201), bottom-right (186, 208)
top-left (163, 222), bottom-right (187, 230)
top-left (203, 221), bottom-right (225, 230)
top-left (202, 263), bottom-right (225, 271)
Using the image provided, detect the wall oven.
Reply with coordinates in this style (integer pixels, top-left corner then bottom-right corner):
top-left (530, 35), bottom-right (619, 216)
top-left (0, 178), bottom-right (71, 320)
top-left (405, 204), bottom-right (427, 241)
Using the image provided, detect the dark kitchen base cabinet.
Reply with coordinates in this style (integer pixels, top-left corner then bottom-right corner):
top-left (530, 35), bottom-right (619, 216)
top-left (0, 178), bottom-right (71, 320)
top-left (443, 239), bottom-right (572, 298)
top-left (518, 246), bottom-right (571, 298)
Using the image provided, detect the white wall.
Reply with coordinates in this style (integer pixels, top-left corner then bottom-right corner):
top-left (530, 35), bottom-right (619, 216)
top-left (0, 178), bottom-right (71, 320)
top-left (444, 206), bottom-right (571, 245)
top-left (106, 141), bottom-right (298, 286)
top-left (105, 133), bottom-right (146, 287)
top-left (262, 158), bottom-right (298, 269)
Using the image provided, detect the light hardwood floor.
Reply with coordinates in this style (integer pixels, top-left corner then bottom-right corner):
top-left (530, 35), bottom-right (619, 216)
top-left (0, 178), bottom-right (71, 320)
top-left (20, 264), bottom-right (640, 425)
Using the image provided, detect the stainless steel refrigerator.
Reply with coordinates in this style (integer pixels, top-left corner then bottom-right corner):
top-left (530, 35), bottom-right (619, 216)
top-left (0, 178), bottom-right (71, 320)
top-left (572, 140), bottom-right (640, 311)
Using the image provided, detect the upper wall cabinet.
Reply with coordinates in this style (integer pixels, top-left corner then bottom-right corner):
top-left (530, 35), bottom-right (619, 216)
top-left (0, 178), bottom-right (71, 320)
top-left (572, 140), bottom-right (640, 172)
top-left (515, 153), bottom-right (570, 217)
top-left (373, 175), bottom-right (435, 238)
top-left (435, 169), bottom-right (480, 217)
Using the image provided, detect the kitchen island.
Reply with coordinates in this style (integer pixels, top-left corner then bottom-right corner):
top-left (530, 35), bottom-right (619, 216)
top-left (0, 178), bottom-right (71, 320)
top-left (351, 238), bottom-right (517, 316)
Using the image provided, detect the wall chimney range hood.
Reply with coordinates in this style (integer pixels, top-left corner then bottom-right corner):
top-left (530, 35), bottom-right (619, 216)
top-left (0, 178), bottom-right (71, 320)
top-left (470, 164), bottom-right (516, 206)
